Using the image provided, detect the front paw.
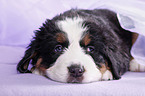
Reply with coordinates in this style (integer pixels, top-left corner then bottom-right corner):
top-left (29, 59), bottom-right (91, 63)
top-left (129, 59), bottom-right (145, 72)
top-left (101, 70), bottom-right (113, 81)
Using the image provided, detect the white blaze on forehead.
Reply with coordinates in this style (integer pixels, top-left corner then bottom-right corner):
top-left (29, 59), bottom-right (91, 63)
top-left (56, 17), bottom-right (88, 64)
top-left (57, 17), bottom-right (87, 43)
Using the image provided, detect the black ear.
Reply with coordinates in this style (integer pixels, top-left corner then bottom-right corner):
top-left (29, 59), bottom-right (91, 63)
top-left (96, 9), bottom-right (132, 79)
top-left (105, 50), bottom-right (121, 80)
top-left (17, 19), bottom-right (55, 73)
top-left (17, 47), bottom-right (38, 73)
top-left (104, 46), bottom-right (130, 80)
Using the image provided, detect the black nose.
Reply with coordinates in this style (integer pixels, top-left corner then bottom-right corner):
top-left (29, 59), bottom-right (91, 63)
top-left (68, 65), bottom-right (85, 77)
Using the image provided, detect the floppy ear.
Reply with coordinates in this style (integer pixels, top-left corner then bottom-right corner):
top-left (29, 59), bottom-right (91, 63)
top-left (97, 9), bottom-right (132, 79)
top-left (105, 50), bottom-right (121, 80)
top-left (103, 46), bottom-right (130, 80)
top-left (17, 19), bottom-right (55, 73)
top-left (17, 47), bottom-right (38, 73)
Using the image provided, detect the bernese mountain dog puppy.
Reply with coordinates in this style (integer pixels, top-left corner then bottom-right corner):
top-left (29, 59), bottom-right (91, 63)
top-left (17, 9), bottom-right (142, 83)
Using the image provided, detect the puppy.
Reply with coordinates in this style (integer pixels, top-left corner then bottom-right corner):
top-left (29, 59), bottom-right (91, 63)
top-left (17, 9), bottom-right (143, 83)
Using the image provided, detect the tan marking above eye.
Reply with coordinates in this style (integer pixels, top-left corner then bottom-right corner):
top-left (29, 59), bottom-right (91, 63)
top-left (82, 33), bottom-right (91, 46)
top-left (56, 33), bottom-right (67, 43)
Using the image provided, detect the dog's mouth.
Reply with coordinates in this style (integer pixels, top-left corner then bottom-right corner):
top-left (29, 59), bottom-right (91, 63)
top-left (67, 76), bottom-right (84, 83)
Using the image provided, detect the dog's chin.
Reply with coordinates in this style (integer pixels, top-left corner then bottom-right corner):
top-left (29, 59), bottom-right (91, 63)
top-left (48, 77), bottom-right (98, 84)
top-left (44, 72), bottom-right (102, 84)
top-left (45, 74), bottom-right (102, 84)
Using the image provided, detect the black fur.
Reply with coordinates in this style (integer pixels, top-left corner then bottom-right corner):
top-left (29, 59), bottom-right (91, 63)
top-left (17, 9), bottom-right (132, 80)
top-left (17, 20), bottom-right (69, 72)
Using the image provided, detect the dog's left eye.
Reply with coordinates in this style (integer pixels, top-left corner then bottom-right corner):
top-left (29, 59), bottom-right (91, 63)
top-left (54, 45), bottom-right (63, 53)
top-left (87, 46), bottom-right (95, 53)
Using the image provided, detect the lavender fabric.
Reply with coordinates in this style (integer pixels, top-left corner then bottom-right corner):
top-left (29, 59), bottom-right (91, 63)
top-left (0, 0), bottom-right (145, 95)
top-left (0, 46), bottom-right (145, 96)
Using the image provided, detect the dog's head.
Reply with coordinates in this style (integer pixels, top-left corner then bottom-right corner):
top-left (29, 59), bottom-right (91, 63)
top-left (17, 9), bottom-right (131, 83)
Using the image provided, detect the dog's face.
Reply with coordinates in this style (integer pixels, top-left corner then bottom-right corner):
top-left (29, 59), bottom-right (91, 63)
top-left (17, 9), bottom-right (132, 83)
top-left (44, 17), bottom-right (105, 83)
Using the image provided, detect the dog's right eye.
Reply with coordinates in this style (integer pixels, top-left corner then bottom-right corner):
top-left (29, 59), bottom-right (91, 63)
top-left (87, 46), bottom-right (95, 53)
top-left (54, 45), bottom-right (63, 53)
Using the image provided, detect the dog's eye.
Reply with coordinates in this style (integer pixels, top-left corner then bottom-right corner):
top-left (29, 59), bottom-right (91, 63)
top-left (54, 45), bottom-right (63, 53)
top-left (87, 46), bottom-right (95, 53)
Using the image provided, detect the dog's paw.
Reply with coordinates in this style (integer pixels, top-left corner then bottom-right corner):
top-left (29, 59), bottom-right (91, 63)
top-left (129, 59), bottom-right (145, 72)
top-left (32, 68), bottom-right (44, 75)
top-left (101, 70), bottom-right (113, 81)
